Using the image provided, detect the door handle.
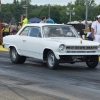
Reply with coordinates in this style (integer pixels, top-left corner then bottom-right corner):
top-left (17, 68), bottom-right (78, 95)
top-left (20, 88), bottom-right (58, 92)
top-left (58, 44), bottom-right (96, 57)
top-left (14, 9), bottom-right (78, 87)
top-left (23, 40), bottom-right (26, 42)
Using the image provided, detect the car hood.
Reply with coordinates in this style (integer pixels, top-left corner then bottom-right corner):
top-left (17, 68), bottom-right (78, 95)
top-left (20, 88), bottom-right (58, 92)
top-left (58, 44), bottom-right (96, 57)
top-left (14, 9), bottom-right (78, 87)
top-left (46, 37), bottom-right (99, 46)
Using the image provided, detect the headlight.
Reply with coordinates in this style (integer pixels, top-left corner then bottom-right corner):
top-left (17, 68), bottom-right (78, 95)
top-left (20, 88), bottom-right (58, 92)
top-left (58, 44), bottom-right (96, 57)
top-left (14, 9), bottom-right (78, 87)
top-left (59, 44), bottom-right (66, 52)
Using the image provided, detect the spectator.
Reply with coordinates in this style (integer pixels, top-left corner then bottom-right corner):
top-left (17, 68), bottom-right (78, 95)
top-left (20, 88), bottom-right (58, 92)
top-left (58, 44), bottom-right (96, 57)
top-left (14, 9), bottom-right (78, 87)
top-left (18, 23), bottom-right (22, 31)
top-left (91, 15), bottom-right (100, 42)
top-left (40, 16), bottom-right (46, 23)
top-left (22, 15), bottom-right (28, 26)
top-left (78, 20), bottom-right (82, 24)
top-left (46, 15), bottom-right (54, 24)
top-left (10, 23), bottom-right (14, 35)
top-left (10, 23), bottom-right (18, 35)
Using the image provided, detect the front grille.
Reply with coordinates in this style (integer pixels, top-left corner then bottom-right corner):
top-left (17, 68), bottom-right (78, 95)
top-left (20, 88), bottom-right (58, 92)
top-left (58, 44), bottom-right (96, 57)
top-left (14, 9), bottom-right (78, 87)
top-left (66, 46), bottom-right (97, 50)
top-left (67, 51), bottom-right (96, 53)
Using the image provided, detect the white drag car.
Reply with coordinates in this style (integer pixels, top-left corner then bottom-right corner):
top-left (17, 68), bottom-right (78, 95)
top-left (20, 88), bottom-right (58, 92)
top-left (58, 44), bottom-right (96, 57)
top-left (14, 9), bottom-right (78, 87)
top-left (2, 24), bottom-right (100, 69)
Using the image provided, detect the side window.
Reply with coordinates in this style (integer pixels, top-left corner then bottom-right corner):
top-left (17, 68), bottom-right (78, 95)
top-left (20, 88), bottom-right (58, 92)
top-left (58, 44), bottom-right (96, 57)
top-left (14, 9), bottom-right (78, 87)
top-left (20, 27), bottom-right (31, 36)
top-left (29, 27), bottom-right (41, 38)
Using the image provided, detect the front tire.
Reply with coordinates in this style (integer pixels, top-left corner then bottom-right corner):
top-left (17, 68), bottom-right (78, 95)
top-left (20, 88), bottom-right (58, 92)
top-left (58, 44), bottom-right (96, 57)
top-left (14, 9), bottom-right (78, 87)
top-left (10, 47), bottom-right (26, 64)
top-left (47, 51), bottom-right (59, 70)
top-left (86, 55), bottom-right (99, 68)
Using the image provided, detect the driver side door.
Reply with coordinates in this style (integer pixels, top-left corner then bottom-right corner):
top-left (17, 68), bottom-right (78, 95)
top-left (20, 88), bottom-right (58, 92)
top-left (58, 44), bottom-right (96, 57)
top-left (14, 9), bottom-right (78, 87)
top-left (21, 26), bottom-right (42, 59)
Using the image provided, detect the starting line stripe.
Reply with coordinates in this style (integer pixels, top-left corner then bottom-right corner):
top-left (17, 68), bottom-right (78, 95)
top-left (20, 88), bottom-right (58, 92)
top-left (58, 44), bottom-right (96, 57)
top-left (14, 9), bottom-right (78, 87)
top-left (0, 45), bottom-right (100, 61)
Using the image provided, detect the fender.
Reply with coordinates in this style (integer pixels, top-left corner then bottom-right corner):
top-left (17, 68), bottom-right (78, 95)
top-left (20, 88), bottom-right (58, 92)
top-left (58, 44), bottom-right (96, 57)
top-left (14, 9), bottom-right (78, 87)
top-left (7, 44), bottom-right (21, 55)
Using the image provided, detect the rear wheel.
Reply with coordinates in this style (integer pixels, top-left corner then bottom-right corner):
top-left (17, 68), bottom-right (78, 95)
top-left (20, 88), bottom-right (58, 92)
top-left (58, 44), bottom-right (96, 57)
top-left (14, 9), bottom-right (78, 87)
top-left (47, 51), bottom-right (59, 70)
top-left (10, 47), bottom-right (26, 64)
top-left (86, 55), bottom-right (99, 68)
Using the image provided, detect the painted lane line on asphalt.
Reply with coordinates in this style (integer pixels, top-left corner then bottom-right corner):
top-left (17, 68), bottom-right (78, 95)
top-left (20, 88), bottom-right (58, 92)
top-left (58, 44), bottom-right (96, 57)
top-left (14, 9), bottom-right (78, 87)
top-left (0, 45), bottom-right (9, 51)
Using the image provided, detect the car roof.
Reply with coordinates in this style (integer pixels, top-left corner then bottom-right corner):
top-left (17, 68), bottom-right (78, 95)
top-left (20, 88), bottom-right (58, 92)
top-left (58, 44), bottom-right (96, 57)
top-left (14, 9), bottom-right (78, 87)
top-left (24, 23), bottom-right (71, 27)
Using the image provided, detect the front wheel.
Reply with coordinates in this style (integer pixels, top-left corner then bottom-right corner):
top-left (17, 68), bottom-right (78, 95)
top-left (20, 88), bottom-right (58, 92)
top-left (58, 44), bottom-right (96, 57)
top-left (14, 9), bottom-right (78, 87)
top-left (47, 51), bottom-right (59, 70)
top-left (10, 47), bottom-right (26, 64)
top-left (86, 55), bottom-right (99, 68)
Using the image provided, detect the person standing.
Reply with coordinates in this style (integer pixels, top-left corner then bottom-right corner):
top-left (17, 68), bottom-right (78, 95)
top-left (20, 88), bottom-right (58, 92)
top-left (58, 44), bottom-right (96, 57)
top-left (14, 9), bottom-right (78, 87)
top-left (10, 23), bottom-right (14, 35)
top-left (40, 16), bottom-right (46, 23)
top-left (46, 15), bottom-right (54, 24)
top-left (78, 20), bottom-right (82, 24)
top-left (91, 15), bottom-right (100, 42)
top-left (18, 23), bottom-right (22, 31)
top-left (22, 15), bottom-right (28, 26)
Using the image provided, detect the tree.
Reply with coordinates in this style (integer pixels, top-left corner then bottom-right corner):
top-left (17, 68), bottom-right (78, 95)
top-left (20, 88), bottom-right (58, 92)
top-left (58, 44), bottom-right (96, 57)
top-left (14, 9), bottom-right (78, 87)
top-left (87, 0), bottom-right (96, 6)
top-left (10, 17), bottom-right (16, 24)
top-left (16, 0), bottom-right (19, 4)
top-left (13, 0), bottom-right (17, 4)
top-left (74, 0), bottom-right (85, 6)
top-left (74, 0), bottom-right (96, 21)
top-left (0, 1), bottom-right (100, 24)
top-left (20, 0), bottom-right (31, 5)
top-left (74, 0), bottom-right (96, 6)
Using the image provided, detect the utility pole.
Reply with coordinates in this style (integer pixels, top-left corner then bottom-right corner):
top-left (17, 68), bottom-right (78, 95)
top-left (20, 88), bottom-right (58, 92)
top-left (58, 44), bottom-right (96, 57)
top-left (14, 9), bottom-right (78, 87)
top-left (48, 4), bottom-right (50, 16)
top-left (69, 10), bottom-right (71, 23)
top-left (22, 0), bottom-right (28, 18)
top-left (85, 0), bottom-right (88, 28)
top-left (26, 0), bottom-right (28, 18)
top-left (0, 0), bottom-right (1, 12)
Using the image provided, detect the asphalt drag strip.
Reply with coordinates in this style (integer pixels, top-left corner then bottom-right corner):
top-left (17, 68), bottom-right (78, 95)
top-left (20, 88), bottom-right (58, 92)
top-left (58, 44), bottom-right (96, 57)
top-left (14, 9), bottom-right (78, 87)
top-left (0, 82), bottom-right (65, 100)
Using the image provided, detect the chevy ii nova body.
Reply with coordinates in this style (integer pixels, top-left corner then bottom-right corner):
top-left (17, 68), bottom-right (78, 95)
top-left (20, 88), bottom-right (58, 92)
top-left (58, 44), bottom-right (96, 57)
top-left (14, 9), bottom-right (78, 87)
top-left (3, 23), bottom-right (100, 69)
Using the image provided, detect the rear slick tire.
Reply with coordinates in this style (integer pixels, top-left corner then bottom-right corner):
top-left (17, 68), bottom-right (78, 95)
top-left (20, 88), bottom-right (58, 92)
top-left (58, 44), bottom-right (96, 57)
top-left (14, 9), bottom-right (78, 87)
top-left (10, 47), bottom-right (26, 64)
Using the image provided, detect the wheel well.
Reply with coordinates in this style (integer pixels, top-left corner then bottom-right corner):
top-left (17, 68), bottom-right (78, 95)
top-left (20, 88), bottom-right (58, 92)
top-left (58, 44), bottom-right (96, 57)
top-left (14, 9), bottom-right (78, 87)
top-left (43, 49), bottom-right (52, 61)
top-left (9, 46), bottom-right (17, 53)
top-left (9, 46), bottom-right (14, 49)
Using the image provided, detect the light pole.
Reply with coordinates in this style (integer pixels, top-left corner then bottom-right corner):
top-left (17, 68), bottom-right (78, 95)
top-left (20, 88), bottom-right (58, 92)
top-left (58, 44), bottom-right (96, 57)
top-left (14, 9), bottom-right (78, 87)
top-left (66, 8), bottom-right (75, 24)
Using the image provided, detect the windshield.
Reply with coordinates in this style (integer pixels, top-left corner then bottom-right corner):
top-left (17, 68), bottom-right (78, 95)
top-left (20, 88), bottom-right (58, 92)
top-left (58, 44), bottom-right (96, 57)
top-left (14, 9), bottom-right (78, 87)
top-left (42, 25), bottom-right (79, 38)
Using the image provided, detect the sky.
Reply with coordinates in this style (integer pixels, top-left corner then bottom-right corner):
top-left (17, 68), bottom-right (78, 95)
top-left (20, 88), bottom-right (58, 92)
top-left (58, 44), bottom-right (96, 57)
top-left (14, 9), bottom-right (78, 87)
top-left (1, 0), bottom-right (100, 5)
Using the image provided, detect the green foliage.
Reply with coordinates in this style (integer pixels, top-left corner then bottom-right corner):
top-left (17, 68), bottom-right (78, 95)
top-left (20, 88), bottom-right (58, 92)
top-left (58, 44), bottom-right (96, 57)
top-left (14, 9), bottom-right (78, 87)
top-left (0, 0), bottom-right (100, 24)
